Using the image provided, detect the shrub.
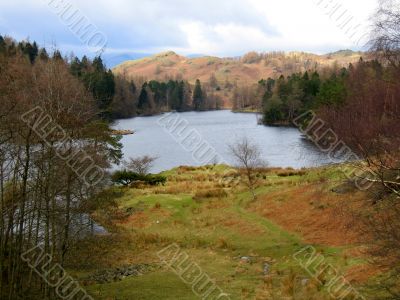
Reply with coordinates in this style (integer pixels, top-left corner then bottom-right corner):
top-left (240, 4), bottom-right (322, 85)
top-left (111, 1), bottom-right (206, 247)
top-left (111, 170), bottom-right (141, 186)
top-left (84, 187), bottom-right (122, 211)
top-left (193, 188), bottom-right (228, 200)
top-left (178, 166), bottom-right (197, 172)
top-left (277, 169), bottom-right (307, 177)
top-left (111, 170), bottom-right (166, 186)
top-left (145, 175), bottom-right (167, 186)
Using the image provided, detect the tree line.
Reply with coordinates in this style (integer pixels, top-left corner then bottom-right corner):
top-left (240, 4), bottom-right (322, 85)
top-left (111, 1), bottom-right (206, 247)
top-left (316, 50), bottom-right (400, 299)
top-left (259, 65), bottom-right (354, 125)
top-left (132, 77), bottom-right (222, 116)
top-left (301, 1), bottom-right (399, 296)
top-left (0, 35), bottom-right (221, 121)
top-left (70, 54), bottom-right (218, 117)
top-left (0, 35), bottom-right (223, 298)
top-left (256, 3), bottom-right (400, 295)
top-left (0, 35), bottom-right (123, 299)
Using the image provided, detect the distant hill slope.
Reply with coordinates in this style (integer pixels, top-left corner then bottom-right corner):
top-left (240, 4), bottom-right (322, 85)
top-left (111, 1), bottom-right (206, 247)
top-left (112, 50), bottom-right (365, 108)
top-left (113, 50), bottom-right (364, 85)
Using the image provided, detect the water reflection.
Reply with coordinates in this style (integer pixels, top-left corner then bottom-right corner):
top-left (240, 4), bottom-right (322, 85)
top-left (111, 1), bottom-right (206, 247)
top-left (113, 110), bottom-right (335, 173)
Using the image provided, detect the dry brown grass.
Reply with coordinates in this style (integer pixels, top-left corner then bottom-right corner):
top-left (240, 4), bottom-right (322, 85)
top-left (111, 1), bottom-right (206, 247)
top-left (249, 184), bottom-right (363, 246)
top-left (221, 216), bottom-right (266, 236)
top-left (344, 263), bottom-right (383, 284)
top-left (254, 270), bottom-right (330, 300)
top-left (215, 237), bottom-right (232, 249)
top-left (204, 200), bottom-right (230, 210)
top-left (153, 184), bottom-right (185, 194)
top-left (134, 232), bottom-right (170, 245)
top-left (177, 166), bottom-right (198, 172)
top-left (193, 188), bottom-right (228, 200)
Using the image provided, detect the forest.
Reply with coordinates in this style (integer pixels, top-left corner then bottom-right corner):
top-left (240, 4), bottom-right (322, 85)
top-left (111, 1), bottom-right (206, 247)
top-left (259, 61), bottom-right (357, 125)
top-left (0, 34), bottom-right (374, 126)
top-left (0, 35), bottom-right (218, 120)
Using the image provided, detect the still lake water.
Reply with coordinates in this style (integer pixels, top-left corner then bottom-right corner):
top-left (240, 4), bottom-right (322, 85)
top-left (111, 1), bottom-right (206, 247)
top-left (113, 110), bottom-right (332, 173)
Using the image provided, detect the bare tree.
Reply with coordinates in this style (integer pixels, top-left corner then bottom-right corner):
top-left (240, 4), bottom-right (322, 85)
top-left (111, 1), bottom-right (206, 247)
top-left (316, 3), bottom-right (400, 296)
top-left (370, 0), bottom-right (400, 67)
top-left (228, 137), bottom-right (265, 200)
top-left (0, 43), bottom-right (119, 299)
top-left (124, 155), bottom-right (158, 176)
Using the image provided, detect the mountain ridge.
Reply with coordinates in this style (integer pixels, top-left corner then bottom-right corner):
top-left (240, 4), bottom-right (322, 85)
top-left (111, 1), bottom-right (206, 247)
top-left (113, 49), bottom-right (365, 82)
top-left (112, 49), bottom-right (366, 107)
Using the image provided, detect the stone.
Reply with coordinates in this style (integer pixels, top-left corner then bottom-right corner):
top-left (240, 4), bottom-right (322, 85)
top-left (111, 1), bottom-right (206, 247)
top-left (301, 278), bottom-right (309, 286)
top-left (86, 264), bottom-right (158, 284)
top-left (263, 263), bottom-right (270, 275)
top-left (240, 256), bottom-right (251, 263)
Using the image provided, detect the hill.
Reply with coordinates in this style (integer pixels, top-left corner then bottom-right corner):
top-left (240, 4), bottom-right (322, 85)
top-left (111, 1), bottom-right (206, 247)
top-left (112, 50), bottom-right (365, 108)
top-left (113, 50), bottom-right (364, 85)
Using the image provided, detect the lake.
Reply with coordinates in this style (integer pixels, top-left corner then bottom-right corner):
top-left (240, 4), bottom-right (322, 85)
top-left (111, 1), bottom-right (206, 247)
top-left (113, 110), bottom-right (332, 173)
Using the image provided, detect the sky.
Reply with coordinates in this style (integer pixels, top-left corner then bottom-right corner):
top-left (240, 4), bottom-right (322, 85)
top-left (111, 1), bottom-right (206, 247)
top-left (0, 0), bottom-right (378, 67)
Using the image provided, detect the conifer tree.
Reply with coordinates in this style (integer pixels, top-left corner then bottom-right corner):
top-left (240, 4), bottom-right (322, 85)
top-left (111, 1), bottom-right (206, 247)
top-left (193, 79), bottom-right (203, 110)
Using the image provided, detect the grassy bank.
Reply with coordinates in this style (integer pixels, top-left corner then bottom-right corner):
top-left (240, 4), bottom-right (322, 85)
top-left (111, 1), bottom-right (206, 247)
top-left (67, 164), bottom-right (381, 299)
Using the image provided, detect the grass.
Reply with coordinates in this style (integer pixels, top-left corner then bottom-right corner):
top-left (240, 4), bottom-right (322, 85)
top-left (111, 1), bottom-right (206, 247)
top-left (89, 271), bottom-right (195, 300)
top-left (68, 164), bottom-right (379, 299)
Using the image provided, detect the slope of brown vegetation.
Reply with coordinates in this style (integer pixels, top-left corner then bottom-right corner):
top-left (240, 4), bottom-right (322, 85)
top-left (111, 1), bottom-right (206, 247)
top-left (113, 50), bottom-right (365, 107)
top-left (248, 181), bottom-right (388, 284)
top-left (114, 51), bottom-right (364, 84)
top-left (249, 184), bottom-right (364, 247)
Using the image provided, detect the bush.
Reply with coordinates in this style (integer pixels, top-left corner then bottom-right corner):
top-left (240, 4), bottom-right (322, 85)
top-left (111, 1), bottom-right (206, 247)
top-left (193, 188), bottom-right (228, 200)
top-left (111, 170), bottom-right (166, 186)
top-left (178, 166), bottom-right (197, 172)
top-left (84, 187), bottom-right (122, 211)
top-left (277, 169), bottom-right (307, 177)
top-left (145, 175), bottom-right (167, 186)
top-left (111, 170), bottom-right (142, 186)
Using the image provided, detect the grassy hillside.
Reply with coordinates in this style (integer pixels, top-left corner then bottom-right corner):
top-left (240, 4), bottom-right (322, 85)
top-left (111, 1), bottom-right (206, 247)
top-left (67, 164), bottom-right (384, 299)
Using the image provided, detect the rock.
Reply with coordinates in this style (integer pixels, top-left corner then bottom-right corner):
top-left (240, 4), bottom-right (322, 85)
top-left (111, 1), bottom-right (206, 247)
top-left (240, 256), bottom-right (251, 263)
top-left (301, 278), bottom-right (309, 286)
top-left (331, 182), bottom-right (355, 194)
top-left (263, 263), bottom-right (270, 275)
top-left (86, 264), bottom-right (159, 284)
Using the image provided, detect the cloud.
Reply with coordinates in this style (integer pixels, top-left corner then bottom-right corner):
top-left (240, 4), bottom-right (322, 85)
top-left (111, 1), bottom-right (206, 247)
top-left (178, 22), bottom-right (276, 56)
top-left (0, 0), bottom-right (379, 60)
